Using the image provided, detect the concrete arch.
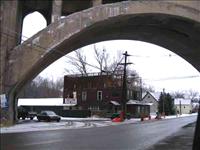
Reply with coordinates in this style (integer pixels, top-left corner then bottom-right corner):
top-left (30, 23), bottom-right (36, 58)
top-left (5, 1), bottom-right (200, 122)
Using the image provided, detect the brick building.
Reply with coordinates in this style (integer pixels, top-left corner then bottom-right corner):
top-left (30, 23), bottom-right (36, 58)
top-left (63, 73), bottom-right (150, 117)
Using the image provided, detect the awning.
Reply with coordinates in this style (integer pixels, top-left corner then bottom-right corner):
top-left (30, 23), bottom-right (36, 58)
top-left (126, 100), bottom-right (151, 106)
top-left (110, 101), bottom-right (120, 106)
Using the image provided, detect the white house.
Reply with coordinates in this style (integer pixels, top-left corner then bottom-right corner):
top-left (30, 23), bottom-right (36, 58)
top-left (142, 91), bottom-right (159, 115)
top-left (174, 98), bottom-right (192, 114)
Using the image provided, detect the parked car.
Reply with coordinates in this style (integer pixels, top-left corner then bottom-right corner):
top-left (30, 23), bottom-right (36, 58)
top-left (17, 106), bottom-right (37, 120)
top-left (37, 111), bottom-right (61, 122)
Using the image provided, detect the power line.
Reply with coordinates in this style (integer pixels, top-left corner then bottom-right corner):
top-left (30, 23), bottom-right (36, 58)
top-left (143, 75), bottom-right (200, 81)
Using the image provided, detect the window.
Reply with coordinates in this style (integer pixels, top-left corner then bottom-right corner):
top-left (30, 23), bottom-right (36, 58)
top-left (127, 90), bottom-right (130, 99)
top-left (97, 91), bottom-right (103, 101)
top-left (130, 90), bottom-right (133, 97)
top-left (82, 91), bottom-right (87, 101)
top-left (104, 83), bottom-right (106, 88)
top-left (112, 91), bottom-right (120, 97)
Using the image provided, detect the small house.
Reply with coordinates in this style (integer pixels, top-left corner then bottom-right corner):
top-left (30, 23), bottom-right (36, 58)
top-left (174, 98), bottom-right (192, 114)
top-left (141, 91), bottom-right (159, 115)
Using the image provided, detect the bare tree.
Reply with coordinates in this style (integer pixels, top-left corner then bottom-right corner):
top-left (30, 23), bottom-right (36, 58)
top-left (172, 91), bottom-right (185, 98)
top-left (65, 46), bottom-right (139, 80)
top-left (65, 46), bottom-right (123, 75)
top-left (172, 90), bottom-right (199, 100)
top-left (142, 85), bottom-right (155, 93)
top-left (187, 90), bottom-right (198, 100)
top-left (65, 49), bottom-right (88, 76)
top-left (94, 45), bottom-right (110, 74)
top-left (19, 76), bottom-right (63, 98)
top-left (107, 50), bottom-right (124, 74)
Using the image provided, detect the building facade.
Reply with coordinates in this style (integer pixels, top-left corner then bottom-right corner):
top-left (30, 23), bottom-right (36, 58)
top-left (63, 73), bottom-right (149, 117)
top-left (18, 98), bottom-right (90, 118)
top-left (142, 91), bottom-right (159, 115)
top-left (174, 98), bottom-right (192, 114)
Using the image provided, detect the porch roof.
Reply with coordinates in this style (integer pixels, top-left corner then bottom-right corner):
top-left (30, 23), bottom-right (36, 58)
top-left (110, 100), bottom-right (120, 106)
top-left (126, 100), bottom-right (152, 106)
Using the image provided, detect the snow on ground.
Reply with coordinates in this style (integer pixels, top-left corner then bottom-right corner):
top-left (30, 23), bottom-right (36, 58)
top-left (0, 113), bottom-right (197, 134)
top-left (60, 116), bottom-right (110, 121)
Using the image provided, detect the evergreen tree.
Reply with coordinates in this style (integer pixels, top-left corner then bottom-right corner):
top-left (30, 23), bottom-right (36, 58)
top-left (158, 92), bottom-right (175, 115)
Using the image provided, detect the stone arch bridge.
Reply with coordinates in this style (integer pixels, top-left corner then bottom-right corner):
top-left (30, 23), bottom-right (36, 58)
top-left (0, 0), bottom-right (200, 124)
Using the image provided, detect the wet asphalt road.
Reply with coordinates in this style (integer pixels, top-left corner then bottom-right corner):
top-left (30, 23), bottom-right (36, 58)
top-left (147, 122), bottom-right (196, 150)
top-left (1, 116), bottom-right (197, 150)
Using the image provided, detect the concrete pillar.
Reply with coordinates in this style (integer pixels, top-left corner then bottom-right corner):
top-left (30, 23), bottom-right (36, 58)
top-left (92, 0), bottom-right (102, 6)
top-left (0, 0), bottom-right (22, 125)
top-left (0, 0), bottom-right (20, 94)
top-left (51, 0), bottom-right (63, 23)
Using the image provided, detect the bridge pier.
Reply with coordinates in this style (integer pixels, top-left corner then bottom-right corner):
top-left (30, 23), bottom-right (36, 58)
top-left (92, 0), bottom-right (102, 6)
top-left (0, 0), bottom-right (21, 126)
top-left (0, 91), bottom-right (17, 126)
top-left (51, 0), bottom-right (63, 23)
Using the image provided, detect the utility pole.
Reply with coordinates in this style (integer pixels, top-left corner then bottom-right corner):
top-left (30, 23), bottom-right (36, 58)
top-left (162, 88), bottom-right (165, 117)
top-left (119, 51), bottom-right (132, 120)
top-left (179, 100), bottom-right (182, 115)
top-left (140, 78), bottom-right (142, 101)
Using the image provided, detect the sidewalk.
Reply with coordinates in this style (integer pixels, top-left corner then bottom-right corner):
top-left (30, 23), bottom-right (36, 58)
top-left (147, 122), bottom-right (196, 150)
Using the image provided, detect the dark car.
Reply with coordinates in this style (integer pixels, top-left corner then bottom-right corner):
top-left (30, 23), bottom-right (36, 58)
top-left (37, 111), bottom-right (61, 122)
top-left (17, 106), bottom-right (37, 120)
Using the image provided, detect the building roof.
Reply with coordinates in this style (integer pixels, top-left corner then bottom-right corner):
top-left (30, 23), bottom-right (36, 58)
top-left (110, 101), bottom-right (120, 106)
top-left (126, 100), bottom-right (152, 106)
top-left (18, 98), bottom-right (76, 107)
top-left (174, 98), bottom-right (191, 105)
top-left (150, 92), bottom-right (161, 100)
top-left (142, 91), bottom-right (160, 102)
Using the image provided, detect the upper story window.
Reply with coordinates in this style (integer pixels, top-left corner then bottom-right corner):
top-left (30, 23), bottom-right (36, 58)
top-left (127, 90), bottom-right (130, 99)
top-left (112, 91), bottom-right (120, 97)
top-left (88, 82), bottom-right (92, 88)
top-left (82, 91), bottom-right (87, 101)
top-left (97, 91), bottom-right (103, 101)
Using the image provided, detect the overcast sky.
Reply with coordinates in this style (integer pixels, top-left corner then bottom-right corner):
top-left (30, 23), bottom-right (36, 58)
top-left (22, 12), bottom-right (200, 93)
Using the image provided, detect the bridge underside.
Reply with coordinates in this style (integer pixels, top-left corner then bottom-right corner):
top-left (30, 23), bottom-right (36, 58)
top-left (13, 14), bottom-right (200, 97)
top-left (6, 13), bottom-right (198, 124)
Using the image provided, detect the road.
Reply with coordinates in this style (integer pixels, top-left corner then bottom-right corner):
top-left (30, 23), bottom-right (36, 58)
top-left (1, 116), bottom-right (197, 150)
top-left (147, 122), bottom-right (196, 150)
